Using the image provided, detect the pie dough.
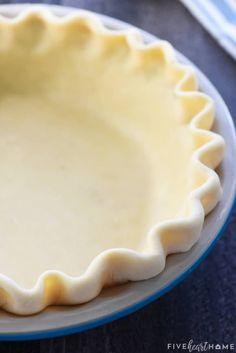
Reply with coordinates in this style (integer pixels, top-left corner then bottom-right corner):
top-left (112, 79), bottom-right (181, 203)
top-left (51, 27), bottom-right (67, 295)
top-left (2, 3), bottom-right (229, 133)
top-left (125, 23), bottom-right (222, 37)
top-left (0, 8), bottom-right (224, 315)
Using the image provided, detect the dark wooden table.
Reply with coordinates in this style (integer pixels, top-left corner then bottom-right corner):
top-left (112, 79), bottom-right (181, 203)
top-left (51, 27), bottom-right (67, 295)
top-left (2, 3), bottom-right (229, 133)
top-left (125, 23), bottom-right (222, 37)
top-left (0, 0), bottom-right (235, 352)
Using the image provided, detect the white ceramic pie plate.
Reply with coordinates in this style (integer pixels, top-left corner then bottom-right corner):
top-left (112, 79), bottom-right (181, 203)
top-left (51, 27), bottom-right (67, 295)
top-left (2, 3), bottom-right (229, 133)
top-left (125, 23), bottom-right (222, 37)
top-left (0, 3), bottom-right (235, 341)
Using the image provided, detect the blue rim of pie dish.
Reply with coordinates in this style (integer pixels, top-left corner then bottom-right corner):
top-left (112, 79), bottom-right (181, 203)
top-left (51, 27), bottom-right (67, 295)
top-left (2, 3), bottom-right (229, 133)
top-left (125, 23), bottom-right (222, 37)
top-left (0, 4), bottom-right (235, 341)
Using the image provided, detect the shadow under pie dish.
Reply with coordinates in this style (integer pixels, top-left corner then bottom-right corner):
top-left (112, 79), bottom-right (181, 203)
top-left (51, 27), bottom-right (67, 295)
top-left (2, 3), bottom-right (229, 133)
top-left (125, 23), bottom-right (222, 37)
top-left (0, 8), bottom-right (225, 315)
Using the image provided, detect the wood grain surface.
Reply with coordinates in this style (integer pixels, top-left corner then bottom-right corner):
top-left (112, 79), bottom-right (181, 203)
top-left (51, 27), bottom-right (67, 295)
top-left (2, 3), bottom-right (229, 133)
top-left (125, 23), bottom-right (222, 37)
top-left (0, 0), bottom-right (235, 352)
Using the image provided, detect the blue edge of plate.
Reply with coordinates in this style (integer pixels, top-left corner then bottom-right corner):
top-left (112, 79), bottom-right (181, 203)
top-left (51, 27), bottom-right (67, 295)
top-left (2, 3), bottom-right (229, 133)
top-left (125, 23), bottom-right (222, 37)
top-left (0, 194), bottom-right (235, 341)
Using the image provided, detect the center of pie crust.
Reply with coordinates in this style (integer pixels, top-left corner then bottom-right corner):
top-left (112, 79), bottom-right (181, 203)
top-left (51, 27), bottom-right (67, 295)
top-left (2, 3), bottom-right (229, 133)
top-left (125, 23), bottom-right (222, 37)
top-left (0, 95), bottom-right (155, 287)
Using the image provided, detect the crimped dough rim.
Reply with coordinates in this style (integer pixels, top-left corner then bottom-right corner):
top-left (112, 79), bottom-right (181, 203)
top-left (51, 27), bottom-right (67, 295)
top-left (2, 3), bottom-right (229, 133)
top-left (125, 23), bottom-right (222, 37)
top-left (0, 8), bottom-right (225, 315)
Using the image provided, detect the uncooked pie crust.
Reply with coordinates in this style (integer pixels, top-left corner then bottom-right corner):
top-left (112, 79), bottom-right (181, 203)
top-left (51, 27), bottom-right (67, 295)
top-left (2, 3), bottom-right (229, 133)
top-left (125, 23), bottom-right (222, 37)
top-left (0, 8), bottom-right (224, 315)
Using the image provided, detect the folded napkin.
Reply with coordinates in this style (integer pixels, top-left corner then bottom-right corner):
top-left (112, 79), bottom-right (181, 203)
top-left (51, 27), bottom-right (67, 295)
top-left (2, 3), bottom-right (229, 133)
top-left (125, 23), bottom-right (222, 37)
top-left (180, 0), bottom-right (236, 60)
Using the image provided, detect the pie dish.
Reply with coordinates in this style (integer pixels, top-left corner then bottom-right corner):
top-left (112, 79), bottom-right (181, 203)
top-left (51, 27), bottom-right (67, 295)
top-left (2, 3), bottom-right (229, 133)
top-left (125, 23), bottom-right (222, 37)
top-left (0, 8), bottom-right (225, 315)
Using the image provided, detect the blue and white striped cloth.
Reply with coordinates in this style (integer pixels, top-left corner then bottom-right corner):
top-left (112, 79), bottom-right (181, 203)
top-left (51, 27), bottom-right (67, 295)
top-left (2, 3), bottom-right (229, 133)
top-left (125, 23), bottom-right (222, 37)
top-left (180, 0), bottom-right (236, 60)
